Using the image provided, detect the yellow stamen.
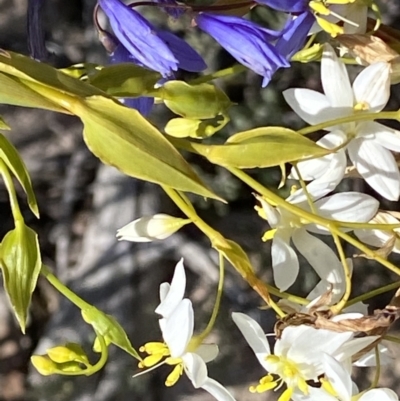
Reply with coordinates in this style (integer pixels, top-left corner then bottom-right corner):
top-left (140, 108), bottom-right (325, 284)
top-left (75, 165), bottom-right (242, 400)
top-left (165, 363), bottom-right (184, 387)
top-left (279, 387), bottom-right (294, 401)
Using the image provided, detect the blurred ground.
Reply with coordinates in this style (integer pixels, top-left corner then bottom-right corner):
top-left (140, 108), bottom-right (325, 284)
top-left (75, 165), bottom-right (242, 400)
top-left (1, 1), bottom-right (400, 401)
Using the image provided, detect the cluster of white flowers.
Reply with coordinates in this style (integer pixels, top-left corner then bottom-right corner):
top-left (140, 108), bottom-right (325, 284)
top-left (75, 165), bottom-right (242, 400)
top-left (116, 32), bottom-right (400, 401)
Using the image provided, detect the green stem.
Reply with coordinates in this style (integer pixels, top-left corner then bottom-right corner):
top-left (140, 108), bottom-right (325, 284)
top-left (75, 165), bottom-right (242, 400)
top-left (297, 111), bottom-right (400, 136)
top-left (330, 233), bottom-right (351, 315)
top-left (198, 253), bottom-right (225, 342)
top-left (41, 264), bottom-right (92, 311)
top-left (292, 164), bottom-right (317, 213)
top-left (383, 334), bottom-right (400, 344)
top-left (346, 281), bottom-right (400, 307)
top-left (0, 159), bottom-right (23, 223)
top-left (190, 65), bottom-right (247, 85)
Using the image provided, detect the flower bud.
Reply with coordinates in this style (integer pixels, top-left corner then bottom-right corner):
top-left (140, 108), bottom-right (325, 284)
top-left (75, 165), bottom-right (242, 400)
top-left (117, 214), bottom-right (190, 242)
top-left (31, 355), bottom-right (58, 376)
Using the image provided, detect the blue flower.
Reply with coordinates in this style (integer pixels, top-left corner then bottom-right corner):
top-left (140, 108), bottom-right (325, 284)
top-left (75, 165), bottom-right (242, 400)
top-left (254, 0), bottom-right (308, 12)
top-left (99, 0), bottom-right (178, 77)
top-left (196, 13), bottom-right (289, 87)
top-left (154, 0), bottom-right (185, 19)
top-left (27, 0), bottom-right (47, 60)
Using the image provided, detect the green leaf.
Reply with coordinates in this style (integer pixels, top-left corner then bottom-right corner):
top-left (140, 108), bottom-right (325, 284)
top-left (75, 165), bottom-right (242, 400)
top-left (82, 306), bottom-right (140, 359)
top-left (158, 81), bottom-right (232, 119)
top-left (0, 223), bottom-right (41, 333)
top-left (89, 64), bottom-right (160, 97)
top-left (0, 134), bottom-right (39, 217)
top-left (76, 96), bottom-right (222, 200)
top-left (0, 72), bottom-right (67, 113)
top-left (171, 127), bottom-right (330, 168)
top-left (0, 116), bottom-right (10, 130)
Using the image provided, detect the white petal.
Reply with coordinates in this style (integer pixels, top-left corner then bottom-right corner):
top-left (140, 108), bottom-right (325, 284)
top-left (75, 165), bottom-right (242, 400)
top-left (183, 352), bottom-right (208, 388)
top-left (348, 138), bottom-right (400, 201)
top-left (155, 259), bottom-right (186, 317)
top-left (360, 121), bottom-right (400, 152)
top-left (359, 388), bottom-right (399, 401)
top-left (314, 191), bottom-right (379, 227)
top-left (258, 197), bottom-right (280, 227)
top-left (272, 228), bottom-right (299, 291)
top-left (321, 44), bottom-right (353, 108)
top-left (196, 344), bottom-right (219, 363)
top-left (283, 88), bottom-right (352, 126)
top-left (201, 378), bottom-right (237, 401)
top-left (275, 325), bottom-right (311, 357)
top-left (163, 299), bottom-right (193, 358)
top-left (232, 312), bottom-right (270, 369)
top-left (159, 282), bottom-right (170, 303)
top-left (354, 343), bottom-right (393, 367)
top-left (353, 62), bottom-right (391, 112)
top-left (292, 228), bottom-right (342, 283)
top-left (323, 354), bottom-right (352, 401)
top-left (333, 336), bottom-right (379, 362)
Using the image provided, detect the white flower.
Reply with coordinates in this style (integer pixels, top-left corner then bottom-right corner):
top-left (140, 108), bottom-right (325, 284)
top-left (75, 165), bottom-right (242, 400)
top-left (138, 260), bottom-right (236, 401)
top-left (284, 43), bottom-right (400, 201)
top-left (258, 190), bottom-right (378, 291)
top-left (292, 353), bottom-right (399, 401)
top-left (354, 211), bottom-right (400, 255)
top-left (116, 214), bottom-right (190, 242)
top-left (232, 313), bottom-right (378, 401)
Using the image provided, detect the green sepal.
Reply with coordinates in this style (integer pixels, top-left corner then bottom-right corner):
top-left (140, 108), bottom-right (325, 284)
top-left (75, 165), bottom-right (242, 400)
top-left (0, 223), bottom-right (42, 333)
top-left (82, 305), bottom-right (140, 360)
top-left (0, 134), bottom-right (39, 217)
top-left (89, 64), bottom-right (160, 97)
top-left (157, 81), bottom-right (232, 119)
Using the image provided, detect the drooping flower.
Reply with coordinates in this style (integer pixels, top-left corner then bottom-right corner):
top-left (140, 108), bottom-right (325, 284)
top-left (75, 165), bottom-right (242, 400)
top-left (291, 353), bottom-right (399, 401)
top-left (232, 313), bottom-right (378, 401)
top-left (138, 260), bottom-right (236, 401)
top-left (98, 0), bottom-right (206, 77)
top-left (284, 43), bottom-right (400, 201)
top-left (195, 13), bottom-right (290, 87)
top-left (116, 214), bottom-right (190, 242)
top-left (257, 190), bottom-right (378, 291)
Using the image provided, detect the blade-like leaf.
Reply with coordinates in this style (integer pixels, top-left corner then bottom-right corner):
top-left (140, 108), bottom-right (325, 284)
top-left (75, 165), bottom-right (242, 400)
top-left (171, 127), bottom-right (330, 168)
top-left (0, 116), bottom-right (10, 130)
top-left (0, 134), bottom-right (39, 217)
top-left (0, 223), bottom-right (41, 333)
top-left (76, 96), bottom-right (222, 200)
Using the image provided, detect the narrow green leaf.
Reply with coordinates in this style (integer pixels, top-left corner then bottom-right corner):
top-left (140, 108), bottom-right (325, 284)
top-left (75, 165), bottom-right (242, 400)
top-left (89, 64), bottom-right (160, 97)
top-left (0, 223), bottom-right (41, 333)
top-left (171, 127), bottom-right (329, 168)
top-left (0, 134), bottom-right (39, 217)
top-left (82, 306), bottom-right (140, 359)
top-left (76, 96), bottom-right (222, 200)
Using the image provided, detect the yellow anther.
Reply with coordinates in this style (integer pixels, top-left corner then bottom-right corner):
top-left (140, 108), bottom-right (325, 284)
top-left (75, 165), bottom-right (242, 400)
top-left (165, 363), bottom-right (184, 387)
top-left (261, 229), bottom-right (277, 242)
top-left (165, 356), bottom-right (183, 365)
top-left (139, 342), bottom-right (168, 354)
top-left (249, 375), bottom-right (278, 393)
top-left (309, 1), bottom-right (330, 14)
top-left (354, 101), bottom-right (370, 111)
top-left (138, 353), bottom-right (165, 368)
top-left (321, 377), bottom-right (338, 396)
top-left (278, 387), bottom-right (294, 401)
top-left (315, 16), bottom-right (344, 37)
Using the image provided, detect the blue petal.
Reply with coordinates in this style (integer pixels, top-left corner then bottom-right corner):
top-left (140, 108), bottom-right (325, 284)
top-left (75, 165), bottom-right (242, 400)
top-left (254, 0), bottom-right (308, 12)
top-left (121, 97), bottom-right (155, 116)
top-left (276, 11), bottom-right (314, 59)
top-left (157, 30), bottom-right (207, 72)
top-left (154, 0), bottom-right (185, 18)
top-left (196, 13), bottom-right (289, 86)
top-left (99, 0), bottom-right (178, 76)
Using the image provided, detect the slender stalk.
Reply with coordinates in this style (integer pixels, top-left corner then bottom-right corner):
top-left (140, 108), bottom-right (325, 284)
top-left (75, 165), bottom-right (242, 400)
top-left (346, 281), bottom-right (400, 307)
